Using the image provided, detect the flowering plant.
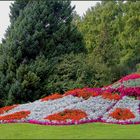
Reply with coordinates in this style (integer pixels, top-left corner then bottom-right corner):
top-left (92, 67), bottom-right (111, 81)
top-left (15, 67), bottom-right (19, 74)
top-left (41, 93), bottom-right (62, 101)
top-left (103, 73), bottom-right (140, 97)
top-left (44, 109), bottom-right (87, 122)
top-left (0, 105), bottom-right (18, 115)
top-left (119, 73), bottom-right (140, 82)
top-left (64, 88), bottom-right (99, 99)
top-left (0, 73), bottom-right (139, 125)
top-left (0, 111), bottom-right (30, 121)
top-left (109, 108), bottom-right (135, 120)
top-left (101, 92), bottom-right (121, 100)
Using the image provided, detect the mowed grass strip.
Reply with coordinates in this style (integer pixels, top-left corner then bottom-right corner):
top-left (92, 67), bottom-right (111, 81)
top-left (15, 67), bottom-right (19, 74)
top-left (0, 123), bottom-right (140, 139)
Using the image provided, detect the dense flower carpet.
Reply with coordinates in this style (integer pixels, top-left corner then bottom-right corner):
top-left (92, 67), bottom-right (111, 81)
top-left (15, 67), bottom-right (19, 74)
top-left (0, 73), bottom-right (140, 125)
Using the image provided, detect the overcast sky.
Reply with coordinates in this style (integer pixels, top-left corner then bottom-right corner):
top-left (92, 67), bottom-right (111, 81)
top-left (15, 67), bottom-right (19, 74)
top-left (0, 1), bottom-right (99, 43)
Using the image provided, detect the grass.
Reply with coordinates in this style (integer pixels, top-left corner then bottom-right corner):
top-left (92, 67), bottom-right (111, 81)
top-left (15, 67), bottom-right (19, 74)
top-left (0, 123), bottom-right (140, 139)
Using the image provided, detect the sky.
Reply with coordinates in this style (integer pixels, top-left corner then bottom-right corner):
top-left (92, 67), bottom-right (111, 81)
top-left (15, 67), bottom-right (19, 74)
top-left (0, 1), bottom-right (99, 43)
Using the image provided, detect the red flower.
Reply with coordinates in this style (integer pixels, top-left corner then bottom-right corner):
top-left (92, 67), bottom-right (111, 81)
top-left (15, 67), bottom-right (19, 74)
top-left (41, 93), bottom-right (62, 101)
top-left (0, 105), bottom-right (19, 115)
top-left (44, 109), bottom-right (87, 122)
top-left (64, 88), bottom-right (99, 100)
top-left (101, 92), bottom-right (121, 100)
top-left (0, 111), bottom-right (30, 121)
top-left (109, 108), bottom-right (135, 120)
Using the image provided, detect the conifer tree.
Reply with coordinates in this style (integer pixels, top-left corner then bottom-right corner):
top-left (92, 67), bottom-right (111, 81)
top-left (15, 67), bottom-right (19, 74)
top-left (0, 0), bottom-right (85, 106)
top-left (9, 0), bottom-right (29, 23)
top-left (5, 0), bottom-right (85, 63)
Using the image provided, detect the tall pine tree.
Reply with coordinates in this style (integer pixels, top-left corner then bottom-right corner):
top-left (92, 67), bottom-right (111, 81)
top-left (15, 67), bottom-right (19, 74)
top-left (0, 0), bottom-right (85, 106)
top-left (4, 0), bottom-right (85, 63)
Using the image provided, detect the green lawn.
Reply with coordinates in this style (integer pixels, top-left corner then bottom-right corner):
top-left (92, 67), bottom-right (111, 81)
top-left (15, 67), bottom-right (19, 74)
top-left (0, 123), bottom-right (140, 139)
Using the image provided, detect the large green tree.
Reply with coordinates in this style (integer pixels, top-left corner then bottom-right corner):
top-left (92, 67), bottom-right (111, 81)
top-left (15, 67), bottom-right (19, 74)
top-left (0, 0), bottom-right (85, 106)
top-left (4, 0), bottom-right (85, 63)
top-left (118, 1), bottom-right (140, 72)
top-left (77, 0), bottom-right (140, 83)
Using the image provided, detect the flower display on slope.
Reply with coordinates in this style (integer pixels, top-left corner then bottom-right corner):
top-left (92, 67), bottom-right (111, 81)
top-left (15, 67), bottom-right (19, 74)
top-left (0, 105), bottom-right (19, 115)
top-left (101, 92), bottom-right (121, 100)
top-left (64, 88), bottom-right (100, 100)
top-left (102, 96), bottom-right (140, 123)
top-left (119, 73), bottom-right (140, 82)
top-left (0, 73), bottom-right (140, 125)
top-left (109, 108), bottom-right (135, 120)
top-left (41, 93), bottom-right (62, 101)
top-left (44, 109), bottom-right (87, 122)
top-left (103, 73), bottom-right (140, 97)
top-left (0, 111), bottom-right (30, 121)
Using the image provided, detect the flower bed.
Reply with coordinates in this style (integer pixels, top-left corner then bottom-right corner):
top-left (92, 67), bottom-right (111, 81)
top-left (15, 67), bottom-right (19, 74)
top-left (109, 108), bottom-right (135, 120)
top-left (101, 92), bottom-right (121, 100)
top-left (0, 73), bottom-right (139, 125)
top-left (64, 88), bottom-right (100, 99)
top-left (103, 73), bottom-right (140, 97)
top-left (0, 105), bottom-right (18, 115)
top-left (41, 93), bottom-right (62, 101)
top-left (102, 96), bottom-right (140, 123)
top-left (44, 109), bottom-right (87, 122)
top-left (0, 95), bottom-right (139, 125)
top-left (119, 73), bottom-right (140, 82)
top-left (0, 111), bottom-right (30, 121)
top-left (104, 86), bottom-right (140, 97)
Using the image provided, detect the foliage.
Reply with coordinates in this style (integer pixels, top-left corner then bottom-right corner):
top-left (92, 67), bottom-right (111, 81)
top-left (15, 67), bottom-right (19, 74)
top-left (78, 1), bottom-right (140, 76)
top-left (44, 53), bottom-right (86, 94)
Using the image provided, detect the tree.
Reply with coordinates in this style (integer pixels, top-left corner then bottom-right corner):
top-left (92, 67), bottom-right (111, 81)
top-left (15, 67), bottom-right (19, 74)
top-left (44, 53), bottom-right (86, 94)
top-left (2, 0), bottom-right (29, 41)
top-left (4, 0), bottom-right (85, 64)
top-left (118, 1), bottom-right (140, 72)
top-left (0, 0), bottom-right (86, 106)
top-left (9, 0), bottom-right (29, 23)
top-left (76, 0), bottom-right (140, 83)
